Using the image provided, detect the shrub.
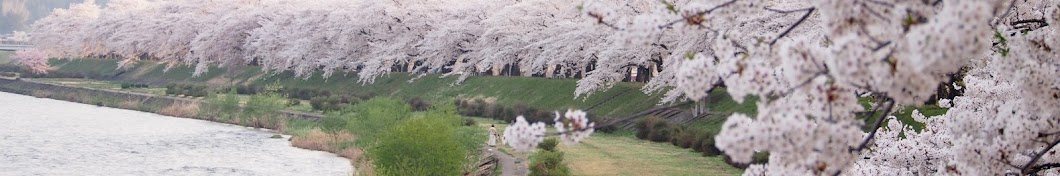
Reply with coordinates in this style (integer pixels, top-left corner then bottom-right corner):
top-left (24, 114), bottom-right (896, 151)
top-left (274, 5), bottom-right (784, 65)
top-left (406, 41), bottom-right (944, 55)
top-left (288, 98), bottom-right (302, 106)
top-left (120, 83), bottom-right (148, 89)
top-left (697, 133), bottom-right (722, 157)
top-left (538, 138), bottom-right (559, 152)
top-left (337, 97), bottom-right (411, 143)
top-left (320, 115), bottom-right (348, 132)
top-left (201, 90), bottom-right (241, 120)
top-left (529, 150), bottom-right (570, 176)
top-left (462, 118), bottom-right (476, 126)
top-left (310, 95), bottom-right (356, 112)
top-left (235, 85), bottom-right (261, 94)
top-left (165, 84), bottom-right (178, 95)
top-left (649, 126), bottom-right (672, 142)
top-left (407, 97), bottom-right (430, 111)
top-left (589, 115), bottom-right (617, 133)
top-left (635, 116), bottom-right (669, 140)
top-left (670, 127), bottom-right (692, 148)
top-left (371, 117), bottom-right (465, 176)
top-left (242, 93), bottom-right (287, 129)
top-left (752, 152), bottom-right (770, 164)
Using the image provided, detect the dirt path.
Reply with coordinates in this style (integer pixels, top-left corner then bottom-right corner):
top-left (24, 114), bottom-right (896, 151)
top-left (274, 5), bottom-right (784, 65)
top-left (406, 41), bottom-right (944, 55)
top-left (489, 146), bottom-right (527, 176)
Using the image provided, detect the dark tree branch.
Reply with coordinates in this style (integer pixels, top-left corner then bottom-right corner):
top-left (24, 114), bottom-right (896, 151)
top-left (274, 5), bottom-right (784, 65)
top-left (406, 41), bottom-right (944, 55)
top-left (1010, 19), bottom-right (1050, 27)
top-left (832, 97), bottom-right (894, 176)
top-left (1022, 138), bottom-right (1060, 175)
top-left (873, 41), bottom-right (893, 52)
top-left (658, 0), bottom-right (740, 29)
top-left (1028, 163), bottom-right (1060, 176)
top-left (768, 7), bottom-right (816, 46)
top-left (851, 97), bottom-right (895, 153)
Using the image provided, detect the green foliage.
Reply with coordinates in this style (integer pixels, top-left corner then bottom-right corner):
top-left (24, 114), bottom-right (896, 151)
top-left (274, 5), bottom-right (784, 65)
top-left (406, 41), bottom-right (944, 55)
top-left (330, 97), bottom-right (411, 144)
top-left (202, 91), bottom-right (241, 121)
top-left (371, 117), bottom-right (466, 176)
top-left (165, 83), bottom-right (208, 97)
top-left (538, 138), bottom-right (559, 152)
top-left (119, 83), bottom-right (148, 89)
top-left (529, 150), bottom-right (571, 176)
top-left (244, 93), bottom-right (287, 117)
top-left (635, 116), bottom-right (672, 142)
top-left (320, 114), bottom-right (348, 132)
top-left (994, 30), bottom-right (1010, 57)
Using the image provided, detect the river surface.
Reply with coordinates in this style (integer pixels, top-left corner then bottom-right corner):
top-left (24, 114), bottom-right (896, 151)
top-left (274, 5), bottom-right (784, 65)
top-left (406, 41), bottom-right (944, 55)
top-left (0, 92), bottom-right (351, 175)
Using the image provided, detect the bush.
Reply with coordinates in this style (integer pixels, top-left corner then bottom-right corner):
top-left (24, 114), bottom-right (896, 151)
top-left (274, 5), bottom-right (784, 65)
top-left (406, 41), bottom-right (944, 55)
top-left (407, 97), bottom-right (430, 111)
top-left (336, 97), bottom-right (411, 143)
top-left (288, 98), bottom-right (302, 106)
top-left (752, 152), bottom-right (769, 164)
top-left (722, 151), bottom-right (768, 169)
top-left (649, 126), bottom-right (672, 142)
top-left (589, 115), bottom-right (617, 133)
top-left (635, 116), bottom-right (669, 141)
top-left (310, 95), bottom-right (357, 112)
top-left (235, 85), bottom-right (262, 94)
top-left (538, 138), bottom-right (559, 152)
top-left (202, 91), bottom-right (241, 121)
top-left (165, 83), bottom-right (208, 97)
top-left (529, 150), bottom-right (570, 176)
top-left (320, 115), bottom-right (348, 133)
top-left (120, 83), bottom-right (148, 89)
top-left (671, 127), bottom-right (694, 148)
top-left (697, 133), bottom-right (722, 157)
top-left (242, 93), bottom-right (288, 129)
top-left (371, 117), bottom-right (466, 176)
top-left (165, 84), bottom-right (178, 95)
top-left (461, 118), bottom-right (476, 126)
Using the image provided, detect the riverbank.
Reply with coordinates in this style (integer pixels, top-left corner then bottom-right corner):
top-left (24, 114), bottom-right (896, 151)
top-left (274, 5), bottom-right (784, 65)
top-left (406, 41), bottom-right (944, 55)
top-left (0, 92), bottom-right (352, 175)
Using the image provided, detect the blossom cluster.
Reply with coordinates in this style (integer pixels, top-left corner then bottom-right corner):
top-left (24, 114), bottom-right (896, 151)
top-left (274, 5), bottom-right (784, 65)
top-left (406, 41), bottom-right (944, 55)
top-left (502, 116), bottom-right (546, 152)
top-left (554, 109), bottom-right (596, 144)
top-left (503, 110), bottom-right (597, 152)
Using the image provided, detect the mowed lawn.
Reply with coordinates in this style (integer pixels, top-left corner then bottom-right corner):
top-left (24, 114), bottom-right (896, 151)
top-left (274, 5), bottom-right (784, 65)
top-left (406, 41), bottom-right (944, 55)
top-left (472, 117), bottom-right (741, 176)
top-left (559, 133), bottom-right (741, 176)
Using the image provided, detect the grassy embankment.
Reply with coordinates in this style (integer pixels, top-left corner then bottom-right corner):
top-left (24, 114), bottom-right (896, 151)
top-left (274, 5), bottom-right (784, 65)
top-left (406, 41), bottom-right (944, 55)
top-left (36, 58), bottom-right (659, 117)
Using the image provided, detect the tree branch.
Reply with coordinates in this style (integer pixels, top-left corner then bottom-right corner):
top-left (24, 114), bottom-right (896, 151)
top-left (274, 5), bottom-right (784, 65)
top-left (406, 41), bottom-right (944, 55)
top-left (851, 97), bottom-right (895, 153)
top-left (1022, 138), bottom-right (1060, 175)
top-left (657, 0), bottom-right (740, 29)
top-left (1028, 163), bottom-right (1060, 176)
top-left (768, 7), bottom-right (816, 45)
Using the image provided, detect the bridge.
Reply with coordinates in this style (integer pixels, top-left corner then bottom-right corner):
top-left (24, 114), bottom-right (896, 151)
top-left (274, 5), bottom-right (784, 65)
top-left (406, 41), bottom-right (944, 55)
top-left (0, 44), bottom-right (32, 51)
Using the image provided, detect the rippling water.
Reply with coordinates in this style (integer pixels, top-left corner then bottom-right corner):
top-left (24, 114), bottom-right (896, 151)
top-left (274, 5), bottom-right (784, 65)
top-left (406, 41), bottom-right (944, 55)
top-left (0, 92), bottom-right (350, 175)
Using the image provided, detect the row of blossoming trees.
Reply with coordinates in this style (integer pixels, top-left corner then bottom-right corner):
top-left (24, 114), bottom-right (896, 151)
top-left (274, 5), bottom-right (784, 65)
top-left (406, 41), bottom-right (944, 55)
top-left (24, 0), bottom-right (1060, 175)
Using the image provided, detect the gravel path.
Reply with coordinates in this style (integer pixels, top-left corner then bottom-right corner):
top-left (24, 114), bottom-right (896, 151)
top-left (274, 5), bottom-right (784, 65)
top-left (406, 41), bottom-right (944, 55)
top-left (489, 146), bottom-right (527, 176)
top-left (0, 92), bottom-right (351, 175)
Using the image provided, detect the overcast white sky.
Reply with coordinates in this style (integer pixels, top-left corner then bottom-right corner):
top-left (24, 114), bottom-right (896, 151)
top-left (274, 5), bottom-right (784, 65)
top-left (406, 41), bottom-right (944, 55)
top-left (1, 0), bottom-right (109, 34)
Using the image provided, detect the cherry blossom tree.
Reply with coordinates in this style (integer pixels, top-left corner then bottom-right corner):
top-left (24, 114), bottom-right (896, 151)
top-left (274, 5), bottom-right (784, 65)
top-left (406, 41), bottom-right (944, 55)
top-left (12, 48), bottom-right (51, 74)
top-left (26, 0), bottom-right (1060, 174)
top-left (29, 0), bottom-right (99, 57)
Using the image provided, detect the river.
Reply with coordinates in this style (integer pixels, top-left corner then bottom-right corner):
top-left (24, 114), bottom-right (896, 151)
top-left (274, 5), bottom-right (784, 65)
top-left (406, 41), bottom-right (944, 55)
top-left (0, 92), bottom-right (351, 175)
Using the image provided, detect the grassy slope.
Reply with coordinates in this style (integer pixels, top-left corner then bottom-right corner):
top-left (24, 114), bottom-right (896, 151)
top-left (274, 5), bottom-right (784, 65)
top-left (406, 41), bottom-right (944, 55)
top-left (45, 59), bottom-right (663, 118)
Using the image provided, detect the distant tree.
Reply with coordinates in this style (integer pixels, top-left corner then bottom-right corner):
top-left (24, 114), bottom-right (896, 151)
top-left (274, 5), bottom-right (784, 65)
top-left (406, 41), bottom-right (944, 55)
top-left (12, 48), bottom-right (51, 74)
